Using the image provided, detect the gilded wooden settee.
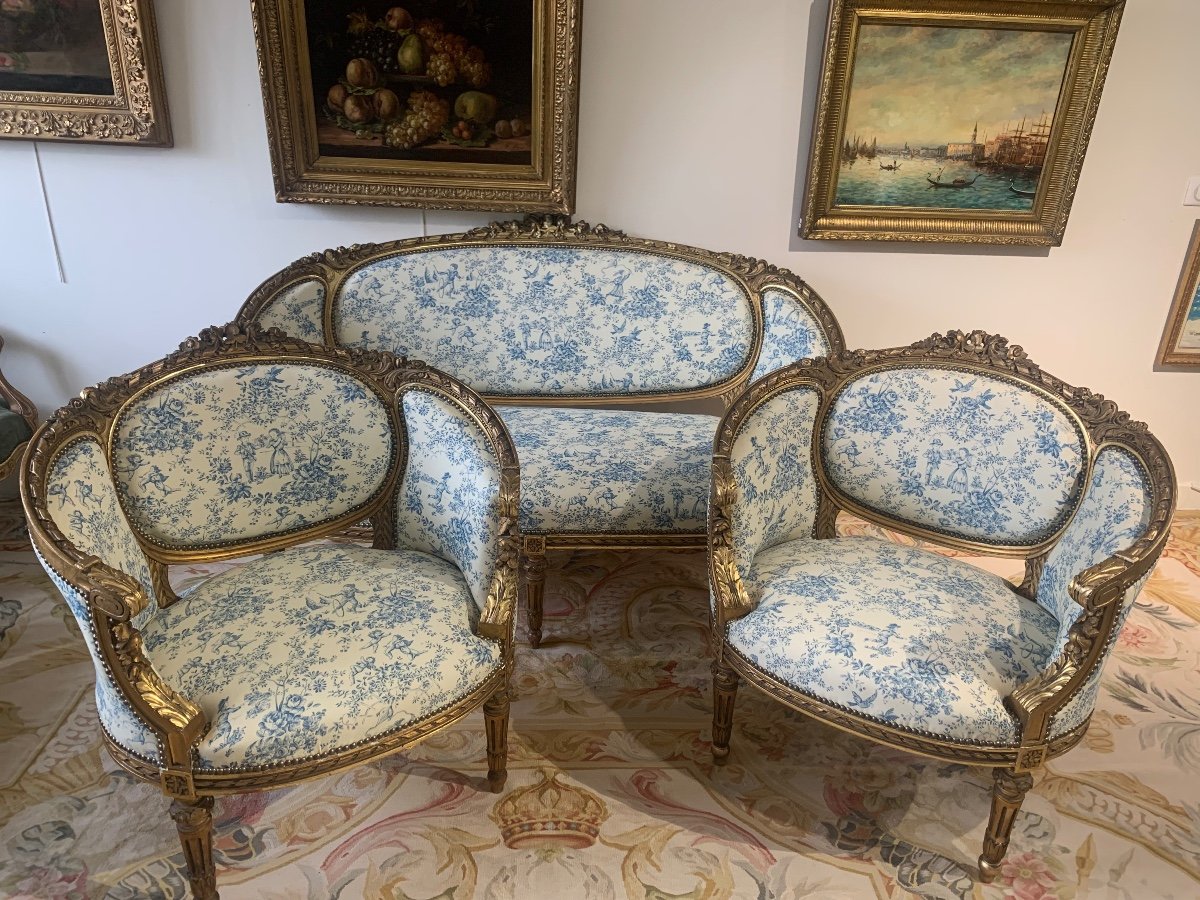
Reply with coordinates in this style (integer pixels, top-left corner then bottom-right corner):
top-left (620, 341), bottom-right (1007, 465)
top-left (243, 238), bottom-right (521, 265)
top-left (21, 327), bottom-right (521, 898)
top-left (235, 217), bottom-right (844, 646)
top-left (708, 331), bottom-right (1176, 880)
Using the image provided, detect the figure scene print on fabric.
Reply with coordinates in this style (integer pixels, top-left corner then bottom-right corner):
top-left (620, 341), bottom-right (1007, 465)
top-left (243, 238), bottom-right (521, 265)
top-left (111, 364), bottom-right (395, 549)
top-left (750, 288), bottom-right (833, 382)
top-left (823, 367), bottom-right (1087, 545)
top-left (334, 245), bottom-right (756, 396)
top-left (256, 278), bottom-right (327, 342)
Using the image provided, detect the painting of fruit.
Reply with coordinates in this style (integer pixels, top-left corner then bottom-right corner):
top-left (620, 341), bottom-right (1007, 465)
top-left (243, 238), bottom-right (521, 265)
top-left (304, 1), bottom-right (534, 164)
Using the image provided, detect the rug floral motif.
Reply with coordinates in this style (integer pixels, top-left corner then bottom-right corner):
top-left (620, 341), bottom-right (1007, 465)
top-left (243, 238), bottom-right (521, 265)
top-left (0, 501), bottom-right (1197, 899)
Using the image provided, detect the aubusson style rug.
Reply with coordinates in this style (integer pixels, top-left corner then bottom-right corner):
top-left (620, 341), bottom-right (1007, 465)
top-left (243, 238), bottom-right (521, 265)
top-left (1, 498), bottom-right (1198, 899)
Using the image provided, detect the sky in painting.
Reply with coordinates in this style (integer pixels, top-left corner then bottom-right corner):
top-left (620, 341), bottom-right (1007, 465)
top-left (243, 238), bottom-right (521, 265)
top-left (843, 24), bottom-right (1074, 147)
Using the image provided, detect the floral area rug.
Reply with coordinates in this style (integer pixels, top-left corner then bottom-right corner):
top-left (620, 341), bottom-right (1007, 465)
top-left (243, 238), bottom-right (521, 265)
top-left (1, 499), bottom-right (1198, 899)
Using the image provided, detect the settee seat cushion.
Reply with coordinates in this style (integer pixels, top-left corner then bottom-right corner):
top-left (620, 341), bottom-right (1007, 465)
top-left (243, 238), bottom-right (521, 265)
top-left (726, 537), bottom-right (1061, 745)
top-left (111, 544), bottom-right (503, 770)
top-left (497, 406), bottom-right (717, 534)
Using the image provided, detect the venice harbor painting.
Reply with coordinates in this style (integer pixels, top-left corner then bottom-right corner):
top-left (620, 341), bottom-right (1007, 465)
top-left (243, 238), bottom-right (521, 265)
top-left (833, 24), bottom-right (1074, 211)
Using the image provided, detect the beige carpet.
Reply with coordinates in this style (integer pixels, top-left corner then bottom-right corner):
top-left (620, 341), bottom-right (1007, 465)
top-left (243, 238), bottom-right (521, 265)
top-left (1, 500), bottom-right (1198, 899)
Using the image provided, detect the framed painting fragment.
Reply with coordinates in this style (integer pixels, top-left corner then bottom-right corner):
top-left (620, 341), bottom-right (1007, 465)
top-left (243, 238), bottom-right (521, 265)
top-left (800, 0), bottom-right (1124, 246)
top-left (252, 0), bottom-right (582, 213)
top-left (0, 0), bottom-right (171, 146)
top-left (1156, 222), bottom-right (1200, 369)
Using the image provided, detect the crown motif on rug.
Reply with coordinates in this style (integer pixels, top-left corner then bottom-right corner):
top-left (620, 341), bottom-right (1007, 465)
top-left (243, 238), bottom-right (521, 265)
top-left (490, 768), bottom-right (610, 849)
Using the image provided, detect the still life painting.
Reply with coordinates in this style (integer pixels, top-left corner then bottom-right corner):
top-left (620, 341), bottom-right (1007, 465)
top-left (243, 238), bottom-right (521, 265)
top-left (800, 0), bottom-right (1125, 246)
top-left (1156, 221), bottom-right (1200, 368)
top-left (0, 0), bottom-right (171, 145)
top-left (253, 0), bottom-right (581, 212)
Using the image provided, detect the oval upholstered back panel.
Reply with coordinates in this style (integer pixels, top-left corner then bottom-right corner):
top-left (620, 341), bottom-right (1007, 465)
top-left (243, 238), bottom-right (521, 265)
top-left (111, 363), bottom-right (395, 551)
top-left (255, 278), bottom-right (327, 343)
top-left (332, 245), bottom-right (756, 397)
top-left (751, 287), bottom-right (833, 382)
top-left (821, 366), bottom-right (1088, 547)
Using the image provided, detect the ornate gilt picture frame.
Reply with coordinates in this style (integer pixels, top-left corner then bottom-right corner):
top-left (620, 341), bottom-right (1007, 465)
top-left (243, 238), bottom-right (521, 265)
top-left (799, 0), bottom-right (1124, 246)
top-left (0, 0), bottom-right (171, 146)
top-left (1156, 221), bottom-right (1200, 369)
top-left (251, 1), bottom-right (581, 213)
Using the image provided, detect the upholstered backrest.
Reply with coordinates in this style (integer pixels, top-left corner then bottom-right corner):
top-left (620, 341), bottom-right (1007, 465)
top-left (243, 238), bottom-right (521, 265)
top-left (242, 221), bottom-right (846, 401)
top-left (333, 245), bottom-right (755, 397)
top-left (110, 362), bottom-right (397, 553)
top-left (821, 365), bottom-right (1089, 548)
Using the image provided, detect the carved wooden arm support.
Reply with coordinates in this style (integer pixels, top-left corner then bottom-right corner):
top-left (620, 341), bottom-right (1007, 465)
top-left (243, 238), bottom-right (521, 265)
top-left (1006, 527), bottom-right (1166, 748)
top-left (478, 466), bottom-right (521, 645)
top-left (709, 455), bottom-right (757, 628)
top-left (77, 559), bottom-right (208, 772)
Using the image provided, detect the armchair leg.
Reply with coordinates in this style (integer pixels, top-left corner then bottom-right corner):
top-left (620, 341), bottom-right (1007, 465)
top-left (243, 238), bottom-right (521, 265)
top-left (170, 796), bottom-right (218, 899)
top-left (484, 686), bottom-right (510, 793)
top-left (978, 767), bottom-right (1034, 883)
top-left (522, 542), bottom-right (547, 648)
top-left (711, 660), bottom-right (740, 765)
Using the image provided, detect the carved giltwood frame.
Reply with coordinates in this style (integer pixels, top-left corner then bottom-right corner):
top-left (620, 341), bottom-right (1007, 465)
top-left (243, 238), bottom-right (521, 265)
top-left (250, 0), bottom-right (581, 212)
top-left (21, 324), bottom-right (521, 897)
top-left (799, 0), bottom-right (1123, 245)
top-left (0, 0), bottom-right (171, 146)
top-left (708, 330), bottom-right (1175, 879)
top-left (235, 216), bottom-right (847, 646)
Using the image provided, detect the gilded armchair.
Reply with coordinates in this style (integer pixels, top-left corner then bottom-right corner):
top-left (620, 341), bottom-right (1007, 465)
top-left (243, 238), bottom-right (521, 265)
top-left (20, 326), bottom-right (521, 899)
top-left (708, 331), bottom-right (1175, 880)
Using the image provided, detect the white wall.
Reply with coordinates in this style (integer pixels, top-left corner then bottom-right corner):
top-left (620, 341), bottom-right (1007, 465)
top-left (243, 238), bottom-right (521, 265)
top-left (2, 0), bottom-right (1197, 502)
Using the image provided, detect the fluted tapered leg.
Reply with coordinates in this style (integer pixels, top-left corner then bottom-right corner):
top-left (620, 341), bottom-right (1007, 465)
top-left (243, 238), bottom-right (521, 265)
top-left (711, 660), bottom-right (740, 764)
top-left (170, 796), bottom-right (218, 899)
top-left (978, 767), bottom-right (1034, 882)
top-left (522, 543), bottom-right (547, 648)
top-left (484, 687), bottom-right (510, 793)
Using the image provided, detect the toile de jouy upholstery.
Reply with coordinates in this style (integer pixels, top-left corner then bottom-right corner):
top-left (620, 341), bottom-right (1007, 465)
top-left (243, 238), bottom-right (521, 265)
top-left (236, 217), bottom-right (845, 646)
top-left (20, 327), bottom-right (522, 899)
top-left (708, 331), bottom-right (1175, 883)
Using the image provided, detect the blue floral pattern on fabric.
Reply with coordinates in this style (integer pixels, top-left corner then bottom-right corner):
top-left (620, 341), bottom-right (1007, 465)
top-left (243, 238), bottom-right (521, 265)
top-left (822, 368), bottom-right (1086, 546)
top-left (255, 279), bottom-right (327, 342)
top-left (496, 406), bottom-right (717, 534)
top-left (751, 288), bottom-right (832, 382)
top-left (727, 388), bottom-right (821, 585)
top-left (334, 246), bottom-right (755, 396)
top-left (1036, 447), bottom-right (1154, 736)
top-left (120, 545), bottom-right (503, 770)
top-left (727, 537), bottom-right (1060, 745)
top-left (395, 390), bottom-right (505, 610)
top-left (111, 364), bottom-right (394, 550)
top-left (47, 439), bottom-right (157, 628)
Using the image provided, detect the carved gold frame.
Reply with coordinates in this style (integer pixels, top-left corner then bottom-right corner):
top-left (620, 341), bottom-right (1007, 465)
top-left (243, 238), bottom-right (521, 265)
top-left (251, 0), bottom-right (581, 212)
top-left (708, 330), bottom-right (1175, 880)
top-left (1156, 220), bottom-right (1200, 368)
top-left (235, 215), bottom-right (847, 646)
top-left (0, 0), bottom-right (171, 146)
top-left (21, 325), bottom-right (521, 899)
top-left (799, 0), bottom-right (1124, 245)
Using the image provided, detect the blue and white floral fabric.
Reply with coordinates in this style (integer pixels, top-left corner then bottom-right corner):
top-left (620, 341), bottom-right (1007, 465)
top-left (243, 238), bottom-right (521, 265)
top-left (255, 278), bottom-right (327, 343)
top-left (727, 537), bottom-right (1060, 745)
top-left (822, 367), bottom-right (1086, 546)
top-left (1036, 447), bottom-right (1154, 737)
top-left (47, 439), bottom-right (157, 627)
top-left (334, 246), bottom-right (755, 396)
top-left (395, 390), bottom-right (506, 610)
top-left (496, 406), bottom-right (717, 534)
top-left (112, 364), bottom-right (394, 551)
top-left (116, 545), bottom-right (503, 770)
top-left (751, 289), bottom-right (832, 382)
top-left (727, 387), bottom-right (821, 585)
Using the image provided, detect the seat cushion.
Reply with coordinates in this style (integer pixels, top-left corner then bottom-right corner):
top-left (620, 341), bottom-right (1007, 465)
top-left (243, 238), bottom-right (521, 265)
top-left (726, 537), bottom-right (1060, 745)
top-left (497, 406), bottom-right (718, 534)
top-left (112, 545), bottom-right (503, 771)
